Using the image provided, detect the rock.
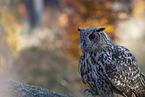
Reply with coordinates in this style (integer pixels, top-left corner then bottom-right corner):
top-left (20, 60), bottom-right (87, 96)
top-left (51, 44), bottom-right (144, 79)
top-left (0, 80), bottom-right (69, 97)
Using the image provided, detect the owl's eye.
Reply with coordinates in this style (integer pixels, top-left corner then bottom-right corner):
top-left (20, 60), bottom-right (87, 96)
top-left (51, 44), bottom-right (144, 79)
top-left (89, 34), bottom-right (95, 40)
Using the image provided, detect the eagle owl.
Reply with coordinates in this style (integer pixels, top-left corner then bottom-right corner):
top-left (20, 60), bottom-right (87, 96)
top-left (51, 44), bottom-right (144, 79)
top-left (78, 27), bottom-right (145, 97)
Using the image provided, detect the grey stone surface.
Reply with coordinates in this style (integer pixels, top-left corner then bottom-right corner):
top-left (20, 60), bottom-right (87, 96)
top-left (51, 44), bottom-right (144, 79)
top-left (0, 80), bottom-right (69, 97)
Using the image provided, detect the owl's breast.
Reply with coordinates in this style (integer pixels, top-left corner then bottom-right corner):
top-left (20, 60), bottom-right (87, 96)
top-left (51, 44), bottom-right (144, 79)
top-left (79, 52), bottom-right (114, 96)
top-left (79, 52), bottom-right (107, 84)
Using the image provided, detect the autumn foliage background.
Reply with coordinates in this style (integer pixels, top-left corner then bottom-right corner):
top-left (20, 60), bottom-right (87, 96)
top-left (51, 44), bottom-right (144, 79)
top-left (0, 0), bottom-right (144, 96)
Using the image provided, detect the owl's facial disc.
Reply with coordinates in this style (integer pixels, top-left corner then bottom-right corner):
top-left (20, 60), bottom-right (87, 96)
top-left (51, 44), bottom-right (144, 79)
top-left (79, 31), bottom-right (98, 53)
top-left (78, 27), bottom-right (106, 53)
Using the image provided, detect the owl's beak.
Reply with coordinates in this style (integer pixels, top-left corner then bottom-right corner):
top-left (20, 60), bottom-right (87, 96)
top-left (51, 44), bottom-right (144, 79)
top-left (80, 41), bottom-right (86, 53)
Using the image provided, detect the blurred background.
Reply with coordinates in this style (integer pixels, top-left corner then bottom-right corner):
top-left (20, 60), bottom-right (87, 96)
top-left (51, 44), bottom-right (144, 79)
top-left (0, 0), bottom-right (144, 96)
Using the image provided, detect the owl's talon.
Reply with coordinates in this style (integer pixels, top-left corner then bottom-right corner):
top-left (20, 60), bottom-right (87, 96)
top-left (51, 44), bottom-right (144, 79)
top-left (84, 89), bottom-right (90, 93)
top-left (87, 93), bottom-right (92, 97)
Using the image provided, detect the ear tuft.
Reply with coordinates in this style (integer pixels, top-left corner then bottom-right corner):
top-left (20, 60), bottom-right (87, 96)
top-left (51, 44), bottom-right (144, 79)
top-left (97, 27), bottom-right (105, 32)
top-left (78, 28), bottom-right (83, 31)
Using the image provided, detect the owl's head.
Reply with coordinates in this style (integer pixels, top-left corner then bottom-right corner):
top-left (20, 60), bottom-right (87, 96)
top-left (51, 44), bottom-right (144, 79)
top-left (78, 27), bottom-right (113, 53)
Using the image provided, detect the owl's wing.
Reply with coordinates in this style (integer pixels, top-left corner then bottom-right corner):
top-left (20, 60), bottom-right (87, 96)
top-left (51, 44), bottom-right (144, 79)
top-left (104, 46), bottom-right (145, 96)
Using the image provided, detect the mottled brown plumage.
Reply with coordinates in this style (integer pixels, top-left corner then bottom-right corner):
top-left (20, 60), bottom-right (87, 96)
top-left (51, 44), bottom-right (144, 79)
top-left (78, 27), bottom-right (145, 97)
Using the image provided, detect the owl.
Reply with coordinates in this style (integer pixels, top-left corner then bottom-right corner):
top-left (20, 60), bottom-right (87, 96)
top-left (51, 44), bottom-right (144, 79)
top-left (78, 27), bottom-right (145, 97)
